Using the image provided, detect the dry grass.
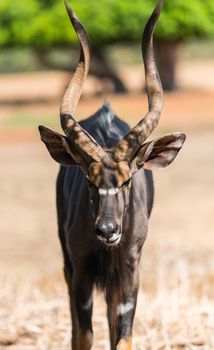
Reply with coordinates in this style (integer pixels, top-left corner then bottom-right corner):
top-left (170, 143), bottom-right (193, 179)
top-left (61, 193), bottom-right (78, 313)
top-left (1, 251), bottom-right (214, 349)
top-left (137, 252), bottom-right (214, 350)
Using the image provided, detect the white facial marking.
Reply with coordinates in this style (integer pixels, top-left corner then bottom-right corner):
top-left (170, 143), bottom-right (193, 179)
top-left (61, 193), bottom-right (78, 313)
top-left (98, 188), bottom-right (119, 196)
top-left (97, 235), bottom-right (107, 242)
top-left (99, 188), bottom-right (108, 196)
top-left (117, 302), bottom-right (134, 316)
top-left (109, 233), bottom-right (119, 242)
top-left (108, 188), bottom-right (119, 195)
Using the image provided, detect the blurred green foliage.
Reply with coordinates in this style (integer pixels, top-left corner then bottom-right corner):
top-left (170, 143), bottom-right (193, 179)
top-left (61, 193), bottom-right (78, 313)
top-left (1, 112), bottom-right (58, 129)
top-left (0, 0), bottom-right (214, 49)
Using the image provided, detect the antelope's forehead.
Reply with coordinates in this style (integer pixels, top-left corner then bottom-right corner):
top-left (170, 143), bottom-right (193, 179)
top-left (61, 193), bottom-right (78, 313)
top-left (88, 160), bottom-right (131, 189)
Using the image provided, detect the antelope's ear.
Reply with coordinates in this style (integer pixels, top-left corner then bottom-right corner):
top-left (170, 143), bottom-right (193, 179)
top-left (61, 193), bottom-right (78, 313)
top-left (38, 125), bottom-right (77, 166)
top-left (132, 133), bottom-right (186, 170)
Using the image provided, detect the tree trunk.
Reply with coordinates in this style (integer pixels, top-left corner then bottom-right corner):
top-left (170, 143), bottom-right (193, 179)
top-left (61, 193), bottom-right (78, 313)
top-left (36, 48), bottom-right (72, 72)
top-left (91, 48), bottom-right (127, 93)
top-left (155, 39), bottom-right (180, 91)
top-left (36, 47), bottom-right (127, 93)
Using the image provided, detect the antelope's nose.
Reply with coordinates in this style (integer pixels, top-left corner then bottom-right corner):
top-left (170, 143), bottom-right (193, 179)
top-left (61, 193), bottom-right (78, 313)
top-left (95, 222), bottom-right (120, 244)
top-left (96, 222), bottom-right (118, 237)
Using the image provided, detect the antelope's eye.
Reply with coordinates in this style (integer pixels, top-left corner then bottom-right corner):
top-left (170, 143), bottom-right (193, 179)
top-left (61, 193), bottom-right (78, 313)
top-left (123, 179), bottom-right (131, 189)
top-left (87, 180), bottom-right (96, 190)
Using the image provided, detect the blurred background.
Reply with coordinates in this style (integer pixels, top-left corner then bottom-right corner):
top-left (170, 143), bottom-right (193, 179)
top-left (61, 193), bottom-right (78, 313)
top-left (0, 0), bottom-right (214, 349)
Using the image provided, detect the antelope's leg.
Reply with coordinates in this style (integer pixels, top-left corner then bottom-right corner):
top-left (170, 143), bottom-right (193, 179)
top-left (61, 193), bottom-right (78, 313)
top-left (64, 265), bottom-right (79, 350)
top-left (73, 263), bottom-right (94, 350)
top-left (106, 272), bottom-right (139, 350)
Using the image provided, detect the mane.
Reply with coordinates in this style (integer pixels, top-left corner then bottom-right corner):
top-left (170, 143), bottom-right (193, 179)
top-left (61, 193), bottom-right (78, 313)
top-left (79, 101), bottom-right (130, 148)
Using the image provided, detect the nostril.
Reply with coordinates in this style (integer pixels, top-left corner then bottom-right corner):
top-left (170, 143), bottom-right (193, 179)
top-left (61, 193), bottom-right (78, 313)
top-left (95, 223), bottom-right (108, 237)
top-left (95, 226), bottom-right (104, 237)
top-left (109, 224), bottom-right (118, 235)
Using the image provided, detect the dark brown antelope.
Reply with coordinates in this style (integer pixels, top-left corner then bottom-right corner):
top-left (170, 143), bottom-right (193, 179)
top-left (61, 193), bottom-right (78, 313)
top-left (39, 0), bottom-right (185, 349)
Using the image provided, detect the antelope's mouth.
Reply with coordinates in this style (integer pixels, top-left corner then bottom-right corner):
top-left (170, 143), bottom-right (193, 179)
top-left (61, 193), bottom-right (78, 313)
top-left (96, 233), bottom-right (121, 247)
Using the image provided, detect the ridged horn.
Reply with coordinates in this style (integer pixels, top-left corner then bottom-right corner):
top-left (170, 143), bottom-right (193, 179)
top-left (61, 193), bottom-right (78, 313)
top-left (113, 0), bottom-right (164, 162)
top-left (60, 1), bottom-right (106, 164)
top-left (60, 1), bottom-right (89, 126)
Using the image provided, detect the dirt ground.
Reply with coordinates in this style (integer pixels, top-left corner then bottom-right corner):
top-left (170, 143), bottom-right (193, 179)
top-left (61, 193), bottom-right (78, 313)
top-left (0, 64), bottom-right (214, 349)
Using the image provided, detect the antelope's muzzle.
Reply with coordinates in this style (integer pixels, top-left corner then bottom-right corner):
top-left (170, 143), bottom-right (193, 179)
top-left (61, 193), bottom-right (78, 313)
top-left (95, 220), bottom-right (121, 246)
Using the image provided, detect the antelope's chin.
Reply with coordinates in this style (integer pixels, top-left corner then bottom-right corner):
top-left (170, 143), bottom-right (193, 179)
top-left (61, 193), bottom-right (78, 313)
top-left (97, 233), bottom-right (121, 247)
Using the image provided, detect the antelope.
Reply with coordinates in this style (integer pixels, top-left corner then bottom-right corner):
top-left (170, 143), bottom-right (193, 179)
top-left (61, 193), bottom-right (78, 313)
top-left (39, 0), bottom-right (185, 349)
